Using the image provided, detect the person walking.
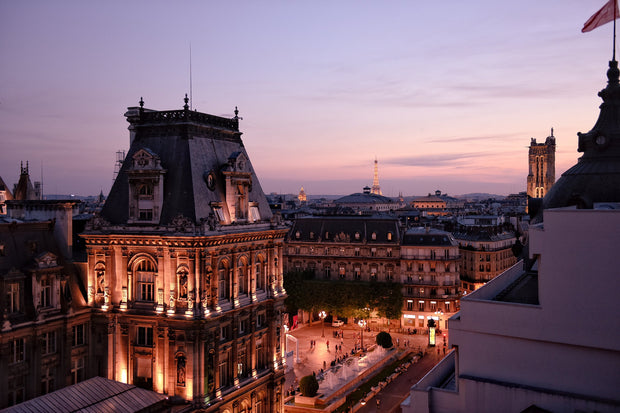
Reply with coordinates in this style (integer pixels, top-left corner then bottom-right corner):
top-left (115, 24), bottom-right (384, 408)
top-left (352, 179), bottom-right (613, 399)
top-left (326, 340), bottom-right (329, 351)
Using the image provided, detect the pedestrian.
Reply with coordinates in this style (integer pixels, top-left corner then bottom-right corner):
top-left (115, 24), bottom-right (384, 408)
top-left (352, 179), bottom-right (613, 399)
top-left (323, 360), bottom-right (326, 369)
top-left (397, 338), bottom-right (399, 347)
top-left (443, 347), bottom-right (446, 355)
top-left (437, 347), bottom-right (440, 356)
top-left (326, 340), bottom-right (329, 350)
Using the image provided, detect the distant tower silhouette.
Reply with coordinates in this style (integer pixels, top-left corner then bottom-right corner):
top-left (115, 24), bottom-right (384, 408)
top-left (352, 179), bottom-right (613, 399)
top-left (527, 129), bottom-right (556, 199)
top-left (371, 157), bottom-right (382, 195)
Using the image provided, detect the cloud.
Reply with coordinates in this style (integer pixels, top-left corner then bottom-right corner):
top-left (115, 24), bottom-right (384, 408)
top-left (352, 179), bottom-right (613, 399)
top-left (426, 133), bottom-right (523, 143)
top-left (383, 152), bottom-right (489, 168)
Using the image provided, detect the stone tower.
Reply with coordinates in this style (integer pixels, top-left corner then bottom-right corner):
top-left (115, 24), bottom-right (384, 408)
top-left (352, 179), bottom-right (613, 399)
top-left (527, 130), bottom-right (555, 198)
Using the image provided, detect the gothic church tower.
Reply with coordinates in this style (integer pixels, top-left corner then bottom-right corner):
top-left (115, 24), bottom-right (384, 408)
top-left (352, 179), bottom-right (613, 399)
top-left (527, 129), bottom-right (556, 198)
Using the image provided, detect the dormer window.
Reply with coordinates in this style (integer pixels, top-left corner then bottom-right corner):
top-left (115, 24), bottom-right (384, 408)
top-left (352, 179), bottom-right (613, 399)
top-left (387, 232), bottom-right (393, 241)
top-left (127, 148), bottom-right (166, 224)
top-left (371, 232), bottom-right (377, 240)
top-left (295, 231), bottom-right (300, 239)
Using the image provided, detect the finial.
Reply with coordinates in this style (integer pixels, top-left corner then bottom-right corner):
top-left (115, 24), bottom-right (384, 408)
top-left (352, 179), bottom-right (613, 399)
top-left (551, 127), bottom-right (554, 137)
top-left (234, 106), bottom-right (239, 119)
top-left (139, 97), bottom-right (144, 108)
top-left (183, 94), bottom-right (189, 110)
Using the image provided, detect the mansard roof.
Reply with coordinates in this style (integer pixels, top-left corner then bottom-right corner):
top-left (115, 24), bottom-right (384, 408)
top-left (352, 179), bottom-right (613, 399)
top-left (100, 99), bottom-right (273, 226)
top-left (287, 215), bottom-right (401, 244)
top-left (542, 60), bottom-right (620, 211)
top-left (402, 227), bottom-right (457, 246)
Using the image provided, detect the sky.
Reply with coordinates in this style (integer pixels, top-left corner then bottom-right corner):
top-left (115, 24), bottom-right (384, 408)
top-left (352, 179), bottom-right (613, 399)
top-left (0, 0), bottom-right (615, 197)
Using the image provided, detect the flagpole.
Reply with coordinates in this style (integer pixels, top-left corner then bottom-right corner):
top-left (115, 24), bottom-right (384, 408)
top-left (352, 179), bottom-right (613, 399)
top-left (614, 0), bottom-right (617, 61)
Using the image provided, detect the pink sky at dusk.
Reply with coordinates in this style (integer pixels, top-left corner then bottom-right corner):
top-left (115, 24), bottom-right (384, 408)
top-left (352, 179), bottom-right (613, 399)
top-left (0, 1), bottom-right (614, 197)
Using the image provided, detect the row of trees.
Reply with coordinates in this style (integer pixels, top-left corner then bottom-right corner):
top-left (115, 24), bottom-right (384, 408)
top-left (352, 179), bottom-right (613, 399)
top-left (284, 270), bottom-right (403, 320)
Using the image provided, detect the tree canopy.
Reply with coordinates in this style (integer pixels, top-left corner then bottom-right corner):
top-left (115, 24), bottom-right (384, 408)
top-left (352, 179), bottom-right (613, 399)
top-left (284, 270), bottom-right (403, 320)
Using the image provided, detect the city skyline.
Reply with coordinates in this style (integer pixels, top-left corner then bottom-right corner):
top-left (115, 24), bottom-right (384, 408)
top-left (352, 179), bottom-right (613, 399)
top-left (0, 1), bottom-right (614, 197)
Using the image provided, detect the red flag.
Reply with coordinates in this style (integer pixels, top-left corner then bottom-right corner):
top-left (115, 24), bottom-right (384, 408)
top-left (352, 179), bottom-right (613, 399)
top-left (582, 0), bottom-right (619, 33)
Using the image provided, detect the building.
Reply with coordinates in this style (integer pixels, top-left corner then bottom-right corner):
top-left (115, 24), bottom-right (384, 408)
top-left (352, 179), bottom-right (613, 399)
top-left (283, 216), bottom-right (401, 325)
top-left (402, 60), bottom-right (620, 413)
top-left (297, 187), bottom-right (307, 205)
top-left (80, 98), bottom-right (289, 412)
top-left (400, 228), bottom-right (460, 331)
top-left (453, 227), bottom-right (517, 294)
top-left (0, 218), bottom-right (95, 408)
top-left (526, 129), bottom-right (555, 199)
top-left (411, 192), bottom-right (448, 217)
top-left (333, 188), bottom-right (397, 214)
top-left (0, 175), bottom-right (14, 214)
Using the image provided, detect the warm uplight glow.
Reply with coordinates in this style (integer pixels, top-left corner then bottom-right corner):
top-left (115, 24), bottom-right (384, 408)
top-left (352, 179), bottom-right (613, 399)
top-left (121, 368), bottom-right (127, 384)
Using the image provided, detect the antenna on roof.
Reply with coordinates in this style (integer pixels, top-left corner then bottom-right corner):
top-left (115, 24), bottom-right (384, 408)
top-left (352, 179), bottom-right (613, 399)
top-left (189, 43), bottom-right (193, 110)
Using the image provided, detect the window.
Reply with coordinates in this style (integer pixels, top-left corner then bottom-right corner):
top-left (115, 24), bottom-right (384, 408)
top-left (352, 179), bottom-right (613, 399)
top-left (6, 282), bottom-right (20, 313)
top-left (370, 266), bottom-right (377, 280)
top-left (418, 263), bottom-right (424, 271)
top-left (255, 261), bottom-right (263, 290)
top-left (239, 319), bottom-right (248, 335)
top-left (256, 343), bottom-right (266, 370)
top-left (407, 300), bottom-right (413, 311)
top-left (387, 232), bottom-right (393, 241)
top-left (324, 265), bottom-right (331, 279)
top-left (136, 260), bottom-right (156, 302)
top-left (137, 326), bottom-right (153, 347)
top-left (42, 331), bottom-right (57, 355)
top-left (138, 209), bottom-right (153, 221)
top-left (418, 301), bottom-right (425, 311)
top-left (406, 262), bottom-right (412, 271)
top-left (138, 184), bottom-right (153, 197)
top-left (220, 325), bottom-right (230, 341)
top-left (386, 267), bottom-right (394, 281)
top-left (41, 367), bottom-right (55, 395)
top-left (256, 313), bottom-right (266, 328)
top-left (355, 232), bottom-right (360, 240)
top-left (354, 247), bottom-right (360, 257)
top-left (7, 375), bottom-right (24, 406)
top-left (71, 357), bottom-right (85, 384)
top-left (430, 301), bottom-right (437, 311)
top-left (238, 259), bottom-right (248, 295)
top-left (9, 338), bottom-right (25, 364)
top-left (445, 302), bottom-right (451, 312)
top-left (371, 248), bottom-right (377, 257)
top-left (40, 277), bottom-right (52, 308)
top-left (72, 323), bottom-right (86, 347)
top-left (371, 232), bottom-right (377, 240)
top-left (354, 266), bottom-right (361, 280)
top-left (295, 231), bottom-right (300, 239)
top-left (339, 265), bottom-right (346, 279)
top-left (386, 248), bottom-right (392, 257)
top-left (219, 356), bottom-right (230, 387)
top-left (218, 262), bottom-right (229, 300)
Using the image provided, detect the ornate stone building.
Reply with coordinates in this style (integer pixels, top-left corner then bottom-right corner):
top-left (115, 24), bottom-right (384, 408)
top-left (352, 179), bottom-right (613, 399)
top-left (0, 217), bottom-right (96, 408)
top-left (81, 98), bottom-right (288, 412)
top-left (527, 130), bottom-right (555, 199)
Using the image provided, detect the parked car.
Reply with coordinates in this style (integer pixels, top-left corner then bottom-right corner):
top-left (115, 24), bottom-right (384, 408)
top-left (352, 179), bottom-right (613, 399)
top-left (332, 320), bottom-right (344, 327)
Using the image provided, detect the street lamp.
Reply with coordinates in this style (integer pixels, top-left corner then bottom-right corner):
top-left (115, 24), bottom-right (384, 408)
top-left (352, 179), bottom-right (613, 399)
top-left (358, 319), bottom-right (367, 351)
top-left (319, 311), bottom-right (327, 337)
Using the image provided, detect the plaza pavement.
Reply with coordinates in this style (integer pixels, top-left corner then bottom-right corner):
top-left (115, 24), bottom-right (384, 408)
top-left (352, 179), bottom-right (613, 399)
top-left (284, 321), bottom-right (447, 411)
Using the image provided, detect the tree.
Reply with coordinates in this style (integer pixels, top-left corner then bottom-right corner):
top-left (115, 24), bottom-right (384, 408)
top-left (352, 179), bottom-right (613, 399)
top-left (375, 331), bottom-right (393, 348)
top-left (299, 375), bottom-right (319, 397)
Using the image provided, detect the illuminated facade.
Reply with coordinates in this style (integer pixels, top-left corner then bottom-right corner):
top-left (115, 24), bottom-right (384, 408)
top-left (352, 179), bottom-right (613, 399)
top-left (81, 98), bottom-right (288, 412)
top-left (454, 230), bottom-right (517, 295)
top-left (400, 228), bottom-right (460, 331)
top-left (527, 130), bottom-right (555, 199)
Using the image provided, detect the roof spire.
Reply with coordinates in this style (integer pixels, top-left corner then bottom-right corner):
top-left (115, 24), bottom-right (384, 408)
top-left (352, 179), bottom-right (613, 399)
top-left (183, 93), bottom-right (189, 110)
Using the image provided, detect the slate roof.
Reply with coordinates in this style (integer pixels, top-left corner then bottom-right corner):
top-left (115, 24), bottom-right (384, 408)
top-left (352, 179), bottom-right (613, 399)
top-left (286, 216), bottom-right (401, 244)
top-left (334, 192), bottom-right (393, 204)
top-left (100, 102), bottom-right (273, 226)
top-left (402, 227), bottom-right (456, 246)
top-left (452, 231), bottom-right (516, 243)
top-left (1, 376), bottom-right (168, 413)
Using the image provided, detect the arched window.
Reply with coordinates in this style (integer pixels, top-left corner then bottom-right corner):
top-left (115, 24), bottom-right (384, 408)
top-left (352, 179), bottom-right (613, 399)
top-left (238, 257), bottom-right (248, 295)
top-left (138, 184), bottom-right (153, 197)
top-left (255, 256), bottom-right (264, 291)
top-left (218, 260), bottom-right (230, 300)
top-left (135, 259), bottom-right (156, 302)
